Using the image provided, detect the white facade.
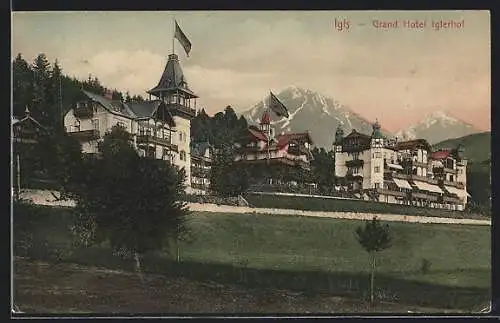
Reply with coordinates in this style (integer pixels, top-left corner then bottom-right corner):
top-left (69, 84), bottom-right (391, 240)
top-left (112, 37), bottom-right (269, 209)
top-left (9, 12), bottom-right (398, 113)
top-left (64, 92), bottom-right (195, 193)
top-left (333, 124), bottom-right (469, 211)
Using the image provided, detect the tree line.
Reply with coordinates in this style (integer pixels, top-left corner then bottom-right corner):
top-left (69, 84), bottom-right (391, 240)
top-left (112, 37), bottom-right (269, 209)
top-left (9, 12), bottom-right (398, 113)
top-left (13, 53), bottom-right (145, 131)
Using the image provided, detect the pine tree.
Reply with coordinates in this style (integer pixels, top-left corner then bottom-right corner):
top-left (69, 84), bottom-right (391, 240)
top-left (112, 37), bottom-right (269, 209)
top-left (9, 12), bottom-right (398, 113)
top-left (355, 217), bottom-right (393, 303)
top-left (125, 91), bottom-right (132, 103)
top-left (48, 59), bottom-right (64, 129)
top-left (12, 53), bottom-right (34, 118)
top-left (31, 53), bottom-right (53, 126)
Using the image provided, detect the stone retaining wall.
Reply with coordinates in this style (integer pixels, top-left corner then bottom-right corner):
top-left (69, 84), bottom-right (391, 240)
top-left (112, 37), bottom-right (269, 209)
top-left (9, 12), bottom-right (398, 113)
top-left (17, 189), bottom-right (491, 226)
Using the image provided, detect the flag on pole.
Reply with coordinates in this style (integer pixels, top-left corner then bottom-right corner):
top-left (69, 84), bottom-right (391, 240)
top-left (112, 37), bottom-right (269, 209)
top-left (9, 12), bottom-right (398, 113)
top-left (269, 91), bottom-right (289, 118)
top-left (174, 20), bottom-right (192, 57)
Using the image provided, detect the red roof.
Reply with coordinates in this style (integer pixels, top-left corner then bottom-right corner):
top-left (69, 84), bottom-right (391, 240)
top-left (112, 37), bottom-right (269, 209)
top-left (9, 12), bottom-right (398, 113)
top-left (260, 111), bottom-right (270, 125)
top-left (431, 150), bottom-right (451, 160)
top-left (248, 127), bottom-right (268, 142)
top-left (275, 133), bottom-right (312, 149)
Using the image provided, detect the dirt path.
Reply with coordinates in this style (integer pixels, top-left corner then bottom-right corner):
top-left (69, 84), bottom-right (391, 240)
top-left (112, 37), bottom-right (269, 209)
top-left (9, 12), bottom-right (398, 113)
top-left (13, 258), bottom-right (462, 315)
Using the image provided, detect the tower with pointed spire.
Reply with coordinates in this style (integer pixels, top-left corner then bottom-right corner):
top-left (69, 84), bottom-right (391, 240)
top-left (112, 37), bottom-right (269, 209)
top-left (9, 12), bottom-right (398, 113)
top-left (147, 53), bottom-right (198, 192)
top-left (259, 110), bottom-right (272, 139)
top-left (370, 118), bottom-right (384, 190)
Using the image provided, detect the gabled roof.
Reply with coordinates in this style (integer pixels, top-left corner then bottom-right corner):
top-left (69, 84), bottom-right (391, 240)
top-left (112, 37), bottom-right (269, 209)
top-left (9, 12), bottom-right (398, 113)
top-left (147, 54), bottom-right (198, 99)
top-left (344, 129), bottom-right (372, 141)
top-left (81, 91), bottom-right (175, 126)
top-left (127, 100), bottom-right (161, 118)
top-left (82, 90), bottom-right (136, 118)
top-left (12, 113), bottom-right (45, 131)
top-left (248, 127), bottom-right (268, 142)
top-left (275, 132), bottom-right (313, 149)
top-left (431, 150), bottom-right (452, 160)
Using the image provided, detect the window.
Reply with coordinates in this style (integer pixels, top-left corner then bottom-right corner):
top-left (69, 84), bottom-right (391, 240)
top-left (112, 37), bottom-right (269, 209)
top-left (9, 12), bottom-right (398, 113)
top-left (374, 166), bottom-right (380, 173)
top-left (352, 152), bottom-right (359, 159)
top-left (74, 120), bottom-right (80, 132)
top-left (374, 183), bottom-right (380, 189)
top-left (179, 132), bottom-right (183, 142)
top-left (180, 150), bottom-right (186, 161)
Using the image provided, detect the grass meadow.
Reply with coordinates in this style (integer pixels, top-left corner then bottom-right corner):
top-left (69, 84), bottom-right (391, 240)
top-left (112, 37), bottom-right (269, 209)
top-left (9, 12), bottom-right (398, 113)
top-left (13, 205), bottom-right (491, 312)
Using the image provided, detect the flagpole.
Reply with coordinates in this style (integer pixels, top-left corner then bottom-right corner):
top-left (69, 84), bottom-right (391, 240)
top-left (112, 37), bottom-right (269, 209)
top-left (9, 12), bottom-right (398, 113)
top-left (267, 90), bottom-right (271, 184)
top-left (172, 16), bottom-right (175, 55)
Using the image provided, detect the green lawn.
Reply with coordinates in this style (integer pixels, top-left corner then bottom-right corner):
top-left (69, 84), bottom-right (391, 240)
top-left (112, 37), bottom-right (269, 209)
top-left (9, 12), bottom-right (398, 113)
top-left (181, 212), bottom-right (490, 286)
top-left (13, 205), bottom-right (491, 311)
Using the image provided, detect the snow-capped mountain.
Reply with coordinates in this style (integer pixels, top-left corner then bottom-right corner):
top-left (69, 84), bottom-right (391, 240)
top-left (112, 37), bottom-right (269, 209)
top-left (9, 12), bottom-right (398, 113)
top-left (241, 86), bottom-right (392, 149)
top-left (394, 110), bottom-right (481, 145)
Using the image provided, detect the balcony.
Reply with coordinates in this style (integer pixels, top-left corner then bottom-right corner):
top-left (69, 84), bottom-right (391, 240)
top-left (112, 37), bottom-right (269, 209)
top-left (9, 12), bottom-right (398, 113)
top-left (444, 167), bottom-right (456, 174)
top-left (392, 173), bottom-right (411, 181)
top-left (412, 174), bottom-right (439, 185)
top-left (191, 167), bottom-right (211, 178)
top-left (376, 188), bottom-right (406, 198)
top-left (191, 183), bottom-right (210, 191)
top-left (73, 105), bottom-right (94, 119)
top-left (443, 195), bottom-right (461, 204)
top-left (166, 103), bottom-right (196, 119)
top-left (136, 134), bottom-right (178, 152)
top-left (443, 180), bottom-right (464, 189)
top-left (411, 192), bottom-right (437, 201)
top-left (346, 159), bottom-right (364, 168)
top-left (68, 129), bottom-right (100, 141)
top-left (13, 130), bottom-right (39, 144)
top-left (413, 161), bottom-right (428, 168)
top-left (346, 171), bottom-right (363, 180)
top-left (287, 145), bottom-right (309, 156)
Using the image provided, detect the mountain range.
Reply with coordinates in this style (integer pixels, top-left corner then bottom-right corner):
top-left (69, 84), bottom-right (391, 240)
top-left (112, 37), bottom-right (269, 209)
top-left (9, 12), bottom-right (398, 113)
top-left (240, 87), bottom-right (483, 149)
top-left (241, 86), bottom-right (391, 149)
top-left (394, 111), bottom-right (481, 145)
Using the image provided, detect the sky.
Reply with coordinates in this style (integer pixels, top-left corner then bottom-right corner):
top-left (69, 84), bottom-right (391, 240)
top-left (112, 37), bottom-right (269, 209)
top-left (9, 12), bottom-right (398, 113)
top-left (12, 10), bottom-right (490, 132)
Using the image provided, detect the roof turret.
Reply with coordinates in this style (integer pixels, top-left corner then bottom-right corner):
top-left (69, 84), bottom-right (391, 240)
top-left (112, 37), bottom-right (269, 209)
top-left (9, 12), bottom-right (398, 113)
top-left (147, 54), bottom-right (198, 99)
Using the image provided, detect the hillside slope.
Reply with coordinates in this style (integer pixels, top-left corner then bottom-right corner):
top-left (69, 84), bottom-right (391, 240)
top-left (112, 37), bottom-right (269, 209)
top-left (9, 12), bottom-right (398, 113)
top-left (433, 132), bottom-right (491, 163)
top-left (396, 111), bottom-right (481, 145)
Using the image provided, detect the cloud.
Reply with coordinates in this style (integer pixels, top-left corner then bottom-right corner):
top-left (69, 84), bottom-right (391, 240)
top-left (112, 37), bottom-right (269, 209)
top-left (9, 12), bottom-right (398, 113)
top-left (13, 11), bottom-right (490, 130)
top-left (59, 49), bottom-right (278, 111)
top-left (61, 50), bottom-right (163, 95)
